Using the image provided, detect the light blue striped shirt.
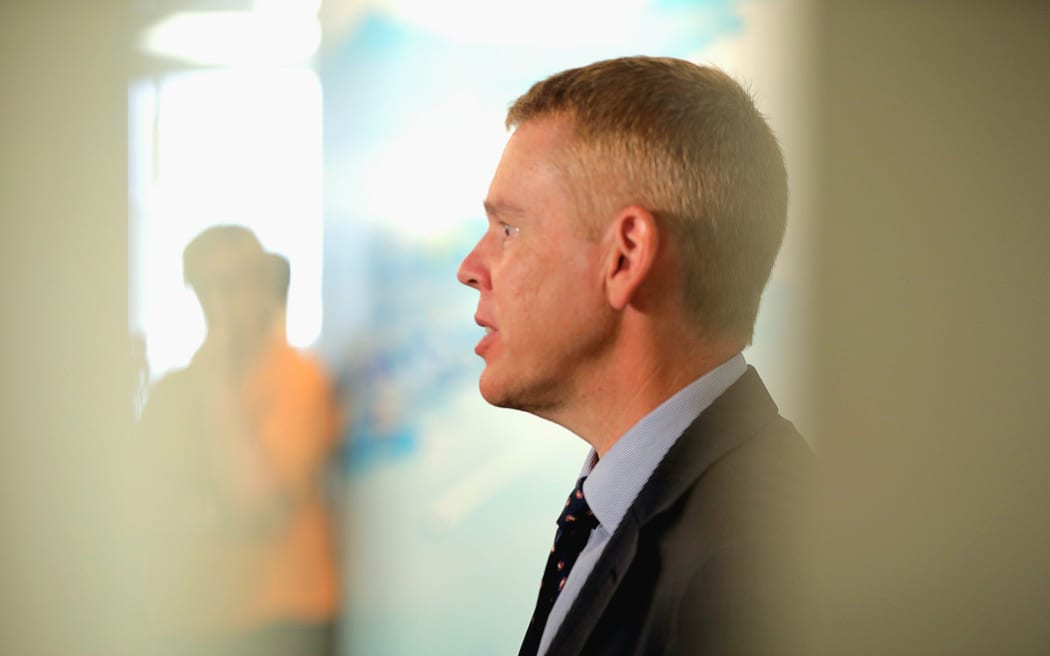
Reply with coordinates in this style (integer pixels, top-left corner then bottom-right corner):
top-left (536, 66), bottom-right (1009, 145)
top-left (537, 352), bottom-right (747, 655)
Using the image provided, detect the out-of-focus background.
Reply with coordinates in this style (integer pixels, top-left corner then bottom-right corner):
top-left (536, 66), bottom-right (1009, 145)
top-left (130, 1), bottom-right (814, 653)
top-left (2, 1), bottom-right (1048, 654)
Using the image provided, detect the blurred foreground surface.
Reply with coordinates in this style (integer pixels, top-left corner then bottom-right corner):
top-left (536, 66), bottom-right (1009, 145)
top-left (2, 1), bottom-right (1049, 654)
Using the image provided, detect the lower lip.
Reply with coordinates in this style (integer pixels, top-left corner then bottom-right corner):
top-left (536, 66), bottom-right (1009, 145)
top-left (475, 331), bottom-right (496, 356)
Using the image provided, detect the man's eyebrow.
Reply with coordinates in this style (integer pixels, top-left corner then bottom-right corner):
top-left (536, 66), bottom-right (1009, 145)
top-left (483, 200), bottom-right (526, 219)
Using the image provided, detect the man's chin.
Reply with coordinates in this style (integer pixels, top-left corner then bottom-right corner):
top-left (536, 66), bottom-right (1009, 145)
top-left (479, 369), bottom-right (525, 410)
top-left (479, 371), bottom-right (557, 414)
top-left (479, 376), bottom-right (516, 409)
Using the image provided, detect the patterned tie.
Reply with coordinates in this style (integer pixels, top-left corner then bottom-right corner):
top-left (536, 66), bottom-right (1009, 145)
top-left (519, 477), bottom-right (599, 656)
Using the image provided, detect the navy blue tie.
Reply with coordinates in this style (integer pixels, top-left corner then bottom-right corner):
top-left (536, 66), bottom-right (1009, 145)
top-left (519, 477), bottom-right (599, 656)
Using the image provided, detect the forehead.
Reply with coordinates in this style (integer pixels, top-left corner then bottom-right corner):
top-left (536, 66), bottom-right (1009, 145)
top-left (487, 115), bottom-right (577, 208)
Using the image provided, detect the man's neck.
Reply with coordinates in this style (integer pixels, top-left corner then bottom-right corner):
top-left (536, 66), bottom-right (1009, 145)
top-left (543, 331), bottom-right (744, 457)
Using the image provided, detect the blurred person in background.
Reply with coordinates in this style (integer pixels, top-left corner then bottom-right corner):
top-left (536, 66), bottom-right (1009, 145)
top-left (458, 57), bottom-right (812, 656)
top-left (140, 226), bottom-right (340, 656)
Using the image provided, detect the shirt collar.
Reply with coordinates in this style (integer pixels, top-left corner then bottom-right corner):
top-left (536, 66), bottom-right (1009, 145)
top-left (579, 353), bottom-right (747, 535)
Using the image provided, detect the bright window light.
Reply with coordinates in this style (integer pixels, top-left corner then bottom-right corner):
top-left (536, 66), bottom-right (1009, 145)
top-left (130, 66), bottom-right (324, 380)
top-left (139, 8), bottom-right (321, 67)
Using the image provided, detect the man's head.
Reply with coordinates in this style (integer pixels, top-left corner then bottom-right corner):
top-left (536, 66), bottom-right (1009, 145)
top-left (458, 57), bottom-right (787, 417)
top-left (183, 225), bottom-right (274, 341)
top-left (507, 56), bottom-right (788, 342)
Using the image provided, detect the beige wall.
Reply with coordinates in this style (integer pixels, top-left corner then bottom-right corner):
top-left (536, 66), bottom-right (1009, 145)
top-left (0, 2), bottom-right (147, 654)
top-left (809, 2), bottom-right (1050, 653)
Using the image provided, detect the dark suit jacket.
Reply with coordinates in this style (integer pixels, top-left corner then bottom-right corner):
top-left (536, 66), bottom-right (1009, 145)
top-left (535, 367), bottom-right (813, 656)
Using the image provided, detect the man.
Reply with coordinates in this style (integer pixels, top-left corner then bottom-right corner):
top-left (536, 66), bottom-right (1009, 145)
top-left (141, 226), bottom-right (340, 656)
top-left (457, 57), bottom-right (812, 655)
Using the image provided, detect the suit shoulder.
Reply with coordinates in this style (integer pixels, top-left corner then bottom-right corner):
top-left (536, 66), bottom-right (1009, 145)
top-left (678, 414), bottom-right (812, 547)
top-left (671, 419), bottom-right (812, 653)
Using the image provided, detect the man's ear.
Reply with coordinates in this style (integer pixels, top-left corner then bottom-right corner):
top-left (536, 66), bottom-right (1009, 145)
top-left (604, 205), bottom-right (658, 311)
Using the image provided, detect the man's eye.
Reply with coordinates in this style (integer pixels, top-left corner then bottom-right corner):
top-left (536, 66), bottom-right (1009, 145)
top-left (501, 223), bottom-right (519, 239)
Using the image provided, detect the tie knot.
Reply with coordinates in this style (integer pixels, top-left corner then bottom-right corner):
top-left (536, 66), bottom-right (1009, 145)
top-left (557, 477), bottom-right (597, 530)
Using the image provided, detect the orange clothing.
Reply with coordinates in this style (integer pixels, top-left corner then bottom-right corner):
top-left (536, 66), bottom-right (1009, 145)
top-left (231, 341), bottom-right (340, 627)
top-left (142, 340), bottom-right (342, 633)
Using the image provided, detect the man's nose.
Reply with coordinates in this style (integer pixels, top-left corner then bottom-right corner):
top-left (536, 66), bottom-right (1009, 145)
top-left (457, 242), bottom-right (489, 291)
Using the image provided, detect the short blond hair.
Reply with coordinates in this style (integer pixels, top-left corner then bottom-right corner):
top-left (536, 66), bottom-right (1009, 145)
top-left (507, 56), bottom-right (788, 342)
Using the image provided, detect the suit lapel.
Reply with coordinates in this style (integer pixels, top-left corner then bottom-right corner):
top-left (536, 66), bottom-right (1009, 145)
top-left (543, 367), bottom-right (780, 655)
